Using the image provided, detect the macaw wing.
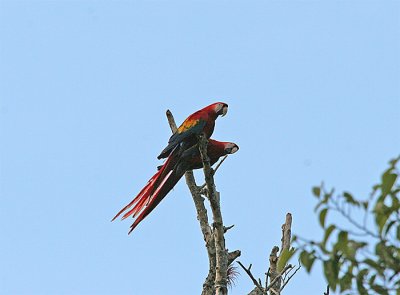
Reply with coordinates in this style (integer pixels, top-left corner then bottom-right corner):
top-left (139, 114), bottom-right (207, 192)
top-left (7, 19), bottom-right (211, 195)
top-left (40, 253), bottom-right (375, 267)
top-left (157, 118), bottom-right (206, 159)
top-left (173, 117), bottom-right (206, 143)
top-left (179, 143), bottom-right (200, 160)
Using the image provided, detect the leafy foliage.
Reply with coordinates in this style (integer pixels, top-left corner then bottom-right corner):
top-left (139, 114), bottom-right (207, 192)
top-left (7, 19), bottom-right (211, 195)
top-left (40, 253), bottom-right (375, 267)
top-left (294, 156), bottom-right (400, 295)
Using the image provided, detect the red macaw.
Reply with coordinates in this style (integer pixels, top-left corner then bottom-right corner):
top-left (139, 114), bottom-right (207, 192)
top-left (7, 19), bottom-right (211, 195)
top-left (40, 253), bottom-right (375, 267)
top-left (157, 102), bottom-right (228, 159)
top-left (112, 139), bottom-right (239, 234)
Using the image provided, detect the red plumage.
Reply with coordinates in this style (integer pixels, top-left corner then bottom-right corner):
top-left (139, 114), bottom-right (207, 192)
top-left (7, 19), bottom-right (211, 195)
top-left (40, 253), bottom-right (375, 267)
top-left (157, 102), bottom-right (228, 159)
top-left (112, 139), bottom-right (239, 234)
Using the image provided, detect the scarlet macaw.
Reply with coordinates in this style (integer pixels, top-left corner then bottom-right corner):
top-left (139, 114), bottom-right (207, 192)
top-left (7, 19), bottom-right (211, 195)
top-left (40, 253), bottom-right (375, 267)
top-left (157, 102), bottom-right (228, 159)
top-left (112, 139), bottom-right (239, 234)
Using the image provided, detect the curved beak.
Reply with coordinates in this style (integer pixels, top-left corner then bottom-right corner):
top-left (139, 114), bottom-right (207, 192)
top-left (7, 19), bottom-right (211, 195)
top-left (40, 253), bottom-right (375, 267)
top-left (225, 145), bottom-right (239, 154)
top-left (221, 105), bottom-right (228, 117)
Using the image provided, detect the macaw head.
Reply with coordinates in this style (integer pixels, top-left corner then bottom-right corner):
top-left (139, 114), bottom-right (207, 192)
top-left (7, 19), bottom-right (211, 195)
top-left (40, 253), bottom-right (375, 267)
top-left (207, 139), bottom-right (239, 158)
top-left (208, 102), bottom-right (228, 117)
top-left (223, 142), bottom-right (239, 155)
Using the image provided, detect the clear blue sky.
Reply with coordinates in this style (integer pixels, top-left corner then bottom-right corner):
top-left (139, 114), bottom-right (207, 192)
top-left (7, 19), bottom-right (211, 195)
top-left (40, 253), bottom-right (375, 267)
top-left (1, 1), bottom-right (399, 294)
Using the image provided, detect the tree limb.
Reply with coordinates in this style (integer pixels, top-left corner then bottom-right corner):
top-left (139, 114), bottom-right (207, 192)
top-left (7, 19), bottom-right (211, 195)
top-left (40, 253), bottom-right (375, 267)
top-left (228, 250), bottom-right (241, 265)
top-left (268, 246), bottom-right (279, 295)
top-left (198, 133), bottom-right (228, 295)
top-left (266, 264), bottom-right (293, 292)
top-left (280, 264), bottom-right (301, 291)
top-left (244, 213), bottom-right (298, 295)
top-left (165, 110), bottom-right (216, 295)
top-left (237, 261), bottom-right (265, 294)
top-left (269, 213), bottom-right (293, 295)
top-left (280, 213), bottom-right (292, 256)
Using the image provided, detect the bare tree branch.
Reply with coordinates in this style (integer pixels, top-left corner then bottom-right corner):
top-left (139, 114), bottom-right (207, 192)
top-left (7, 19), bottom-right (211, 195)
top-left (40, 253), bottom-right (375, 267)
top-left (165, 109), bottom-right (178, 132)
top-left (243, 214), bottom-right (298, 295)
top-left (268, 213), bottom-right (293, 295)
top-left (280, 213), bottom-right (292, 256)
top-left (237, 262), bottom-right (265, 294)
top-left (199, 155), bottom-right (228, 191)
top-left (224, 224), bottom-right (235, 233)
top-left (268, 246), bottom-right (280, 295)
top-left (165, 110), bottom-right (297, 295)
top-left (212, 155), bottom-right (228, 175)
top-left (165, 110), bottom-right (216, 295)
top-left (280, 264), bottom-right (301, 291)
top-left (266, 264), bottom-right (293, 292)
top-left (240, 262), bottom-right (294, 295)
top-left (198, 133), bottom-right (228, 295)
top-left (228, 250), bottom-right (241, 266)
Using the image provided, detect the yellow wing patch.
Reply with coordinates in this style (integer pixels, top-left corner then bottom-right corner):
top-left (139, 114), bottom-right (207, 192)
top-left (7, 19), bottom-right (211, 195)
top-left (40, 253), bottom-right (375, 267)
top-left (177, 119), bottom-right (200, 134)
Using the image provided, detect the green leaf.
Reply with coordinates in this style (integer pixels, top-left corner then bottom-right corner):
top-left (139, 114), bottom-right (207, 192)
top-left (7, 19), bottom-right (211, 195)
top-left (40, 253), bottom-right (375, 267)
top-left (364, 259), bottom-right (383, 275)
top-left (384, 220), bottom-right (396, 237)
top-left (312, 186), bottom-right (321, 198)
top-left (391, 194), bottom-right (400, 211)
top-left (336, 231), bottom-right (348, 252)
top-left (375, 241), bottom-right (388, 263)
top-left (356, 269), bottom-right (369, 295)
top-left (382, 172), bottom-right (397, 196)
top-left (397, 225), bottom-right (400, 240)
top-left (371, 284), bottom-right (389, 295)
top-left (368, 274), bottom-right (377, 286)
top-left (323, 257), bottom-right (340, 291)
top-left (323, 260), bottom-right (335, 290)
top-left (376, 207), bottom-right (390, 234)
top-left (343, 241), bottom-right (357, 261)
top-left (319, 208), bottom-right (328, 228)
top-left (340, 272), bottom-right (353, 292)
top-left (278, 248), bottom-right (296, 271)
top-left (361, 201), bottom-right (369, 210)
top-left (300, 250), bottom-right (316, 273)
top-left (343, 191), bottom-right (358, 206)
top-left (322, 224), bottom-right (336, 247)
top-left (363, 258), bottom-right (379, 268)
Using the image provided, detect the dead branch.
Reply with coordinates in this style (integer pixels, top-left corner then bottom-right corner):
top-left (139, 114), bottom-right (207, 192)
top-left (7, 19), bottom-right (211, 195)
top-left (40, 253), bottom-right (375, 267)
top-left (228, 250), bottom-right (241, 266)
top-left (237, 262), bottom-right (264, 294)
top-left (279, 264), bottom-right (301, 291)
top-left (198, 133), bottom-right (228, 295)
top-left (165, 110), bottom-right (297, 295)
top-left (239, 262), bottom-right (294, 295)
top-left (266, 264), bottom-right (293, 292)
top-left (165, 110), bottom-right (216, 295)
top-left (280, 213), bottom-right (292, 256)
top-left (166, 109), bottom-right (177, 132)
top-left (199, 155), bottom-right (228, 191)
top-left (242, 213), bottom-right (298, 295)
top-left (224, 224), bottom-right (235, 233)
top-left (268, 246), bottom-right (280, 295)
top-left (270, 213), bottom-right (293, 295)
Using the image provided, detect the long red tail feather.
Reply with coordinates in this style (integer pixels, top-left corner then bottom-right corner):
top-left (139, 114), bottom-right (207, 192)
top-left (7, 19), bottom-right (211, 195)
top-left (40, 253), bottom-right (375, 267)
top-left (112, 152), bottom-right (175, 222)
top-left (128, 170), bottom-right (175, 234)
top-left (111, 170), bottom-right (160, 221)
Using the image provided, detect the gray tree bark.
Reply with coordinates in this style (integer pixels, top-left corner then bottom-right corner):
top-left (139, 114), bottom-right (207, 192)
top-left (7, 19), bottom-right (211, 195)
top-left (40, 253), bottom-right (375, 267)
top-left (165, 110), bottom-right (238, 295)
